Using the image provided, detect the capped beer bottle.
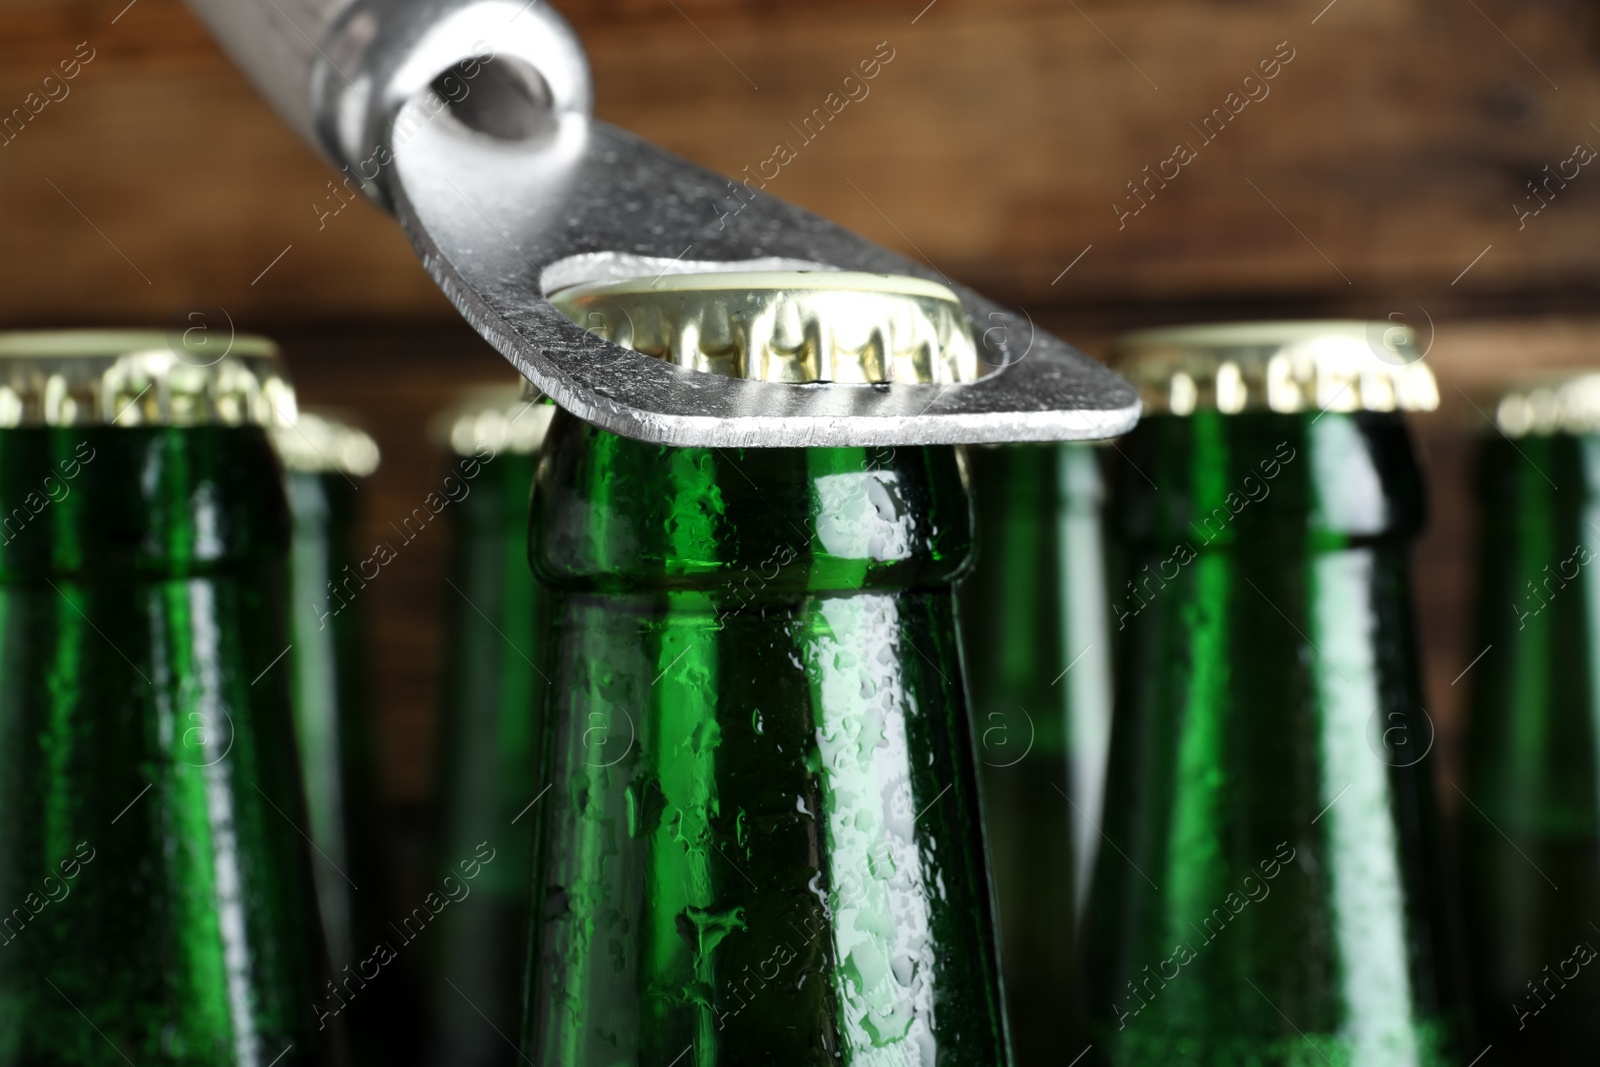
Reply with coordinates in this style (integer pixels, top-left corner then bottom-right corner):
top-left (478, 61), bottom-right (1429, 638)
top-left (427, 386), bottom-right (554, 1066)
top-left (524, 273), bottom-right (1009, 1064)
top-left (1083, 323), bottom-right (1462, 1066)
top-left (1461, 375), bottom-right (1600, 1056)
top-left (961, 442), bottom-right (1113, 1065)
top-left (274, 409), bottom-right (403, 1062)
top-left (0, 332), bottom-right (331, 1063)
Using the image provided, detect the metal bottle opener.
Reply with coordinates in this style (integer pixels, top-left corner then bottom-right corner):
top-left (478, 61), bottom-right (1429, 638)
top-left (184, 0), bottom-right (1139, 446)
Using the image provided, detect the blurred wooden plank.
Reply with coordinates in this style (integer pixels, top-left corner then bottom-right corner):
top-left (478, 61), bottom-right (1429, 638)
top-left (0, 0), bottom-right (1598, 326)
top-left (597, 0), bottom-right (1600, 305)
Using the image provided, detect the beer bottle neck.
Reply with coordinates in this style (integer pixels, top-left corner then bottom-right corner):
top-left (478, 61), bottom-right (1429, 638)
top-left (0, 426), bottom-right (289, 578)
top-left (1476, 432), bottom-right (1600, 536)
top-left (530, 411), bottom-right (972, 594)
top-left (1467, 430), bottom-right (1600, 807)
top-left (1464, 433), bottom-right (1600, 1053)
top-left (1088, 409), bottom-right (1459, 1059)
top-left (525, 410), bottom-right (1008, 1064)
top-left (1111, 411), bottom-right (1426, 551)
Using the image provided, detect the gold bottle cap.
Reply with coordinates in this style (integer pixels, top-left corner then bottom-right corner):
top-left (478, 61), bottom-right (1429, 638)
top-left (548, 270), bottom-right (979, 384)
top-left (273, 409), bottom-right (381, 476)
top-left (0, 330), bottom-right (296, 427)
top-left (1491, 373), bottom-right (1600, 437)
top-left (430, 384), bottom-right (555, 457)
top-left (1112, 321), bottom-right (1439, 416)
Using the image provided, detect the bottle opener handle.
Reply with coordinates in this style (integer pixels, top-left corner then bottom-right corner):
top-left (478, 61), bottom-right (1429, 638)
top-left (182, 0), bottom-right (1141, 447)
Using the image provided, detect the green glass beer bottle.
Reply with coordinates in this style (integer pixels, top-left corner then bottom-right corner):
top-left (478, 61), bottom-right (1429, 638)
top-left (523, 273), bottom-right (1009, 1064)
top-left (273, 409), bottom-right (402, 1062)
top-left (426, 386), bottom-right (554, 1066)
top-left (1082, 322), bottom-right (1462, 1066)
top-left (0, 331), bottom-right (332, 1064)
top-left (961, 442), bottom-right (1113, 1065)
top-left (1461, 375), bottom-right (1600, 1057)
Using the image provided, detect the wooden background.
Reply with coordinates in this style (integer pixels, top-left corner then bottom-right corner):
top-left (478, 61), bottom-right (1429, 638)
top-left (5, 0), bottom-right (1600, 810)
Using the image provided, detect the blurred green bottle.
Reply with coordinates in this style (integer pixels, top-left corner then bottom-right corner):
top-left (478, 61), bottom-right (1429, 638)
top-left (521, 273), bottom-right (1010, 1064)
top-left (0, 331), bottom-right (332, 1064)
top-left (961, 442), bottom-right (1113, 1064)
top-left (273, 409), bottom-right (403, 1063)
top-left (1083, 322), bottom-right (1463, 1066)
top-left (426, 386), bottom-right (554, 1066)
top-left (1461, 375), bottom-right (1600, 1057)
